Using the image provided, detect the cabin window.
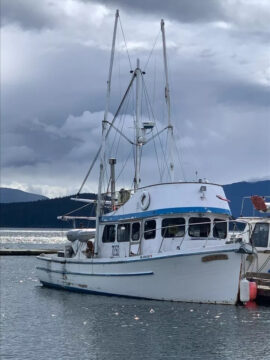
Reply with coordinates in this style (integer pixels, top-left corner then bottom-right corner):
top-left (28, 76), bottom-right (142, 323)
top-left (102, 224), bottom-right (115, 243)
top-left (213, 218), bottom-right (227, 239)
top-left (251, 223), bottom-right (269, 248)
top-left (162, 218), bottom-right (185, 238)
top-left (144, 220), bottom-right (156, 240)
top-left (117, 223), bottom-right (130, 242)
top-left (131, 222), bottom-right (140, 241)
top-left (188, 217), bottom-right (210, 238)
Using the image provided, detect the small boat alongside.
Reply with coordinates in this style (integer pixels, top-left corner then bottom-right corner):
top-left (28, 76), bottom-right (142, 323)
top-left (231, 195), bottom-right (270, 275)
top-left (37, 11), bottom-right (254, 305)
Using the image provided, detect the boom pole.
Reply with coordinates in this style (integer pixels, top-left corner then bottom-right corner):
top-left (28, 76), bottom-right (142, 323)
top-left (134, 58), bottom-right (142, 191)
top-left (95, 9), bottom-right (119, 255)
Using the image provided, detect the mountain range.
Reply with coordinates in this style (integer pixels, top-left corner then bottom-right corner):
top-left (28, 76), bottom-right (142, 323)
top-left (0, 188), bottom-right (48, 203)
top-left (0, 181), bottom-right (269, 228)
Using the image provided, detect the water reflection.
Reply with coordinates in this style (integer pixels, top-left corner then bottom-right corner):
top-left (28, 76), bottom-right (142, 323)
top-left (1, 232), bottom-right (270, 360)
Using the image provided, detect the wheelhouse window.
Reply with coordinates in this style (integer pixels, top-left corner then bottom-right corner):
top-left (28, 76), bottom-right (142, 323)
top-left (162, 218), bottom-right (185, 238)
top-left (131, 222), bottom-right (140, 241)
top-left (251, 223), bottom-right (269, 248)
top-left (102, 224), bottom-right (115, 243)
top-left (117, 223), bottom-right (130, 242)
top-left (213, 218), bottom-right (227, 239)
top-left (188, 217), bottom-right (210, 238)
top-left (144, 220), bottom-right (156, 240)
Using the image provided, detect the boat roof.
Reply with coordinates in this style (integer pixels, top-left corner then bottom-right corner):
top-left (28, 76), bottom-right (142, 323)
top-left (237, 217), bottom-right (270, 224)
top-left (139, 181), bottom-right (223, 190)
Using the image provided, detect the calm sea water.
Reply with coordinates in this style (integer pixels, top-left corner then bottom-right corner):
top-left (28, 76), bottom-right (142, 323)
top-left (1, 229), bottom-right (270, 360)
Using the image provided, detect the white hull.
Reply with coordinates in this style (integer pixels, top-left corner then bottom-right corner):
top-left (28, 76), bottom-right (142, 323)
top-left (37, 247), bottom-right (242, 304)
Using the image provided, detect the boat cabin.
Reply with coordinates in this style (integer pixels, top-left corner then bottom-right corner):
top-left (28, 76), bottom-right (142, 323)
top-left (235, 217), bottom-right (270, 250)
top-left (66, 181), bottom-right (232, 259)
top-left (96, 181), bottom-right (231, 258)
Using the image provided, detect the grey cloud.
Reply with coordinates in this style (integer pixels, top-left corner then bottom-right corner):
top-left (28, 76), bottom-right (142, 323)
top-left (2, 145), bottom-right (38, 167)
top-left (94, 0), bottom-right (225, 23)
top-left (218, 82), bottom-right (270, 108)
top-left (94, 0), bottom-right (270, 35)
top-left (1, 0), bottom-right (58, 29)
top-left (1, 1), bottom-right (269, 197)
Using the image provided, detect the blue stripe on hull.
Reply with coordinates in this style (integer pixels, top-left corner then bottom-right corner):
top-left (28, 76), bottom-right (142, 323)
top-left (40, 281), bottom-right (152, 300)
top-left (37, 267), bottom-right (154, 277)
top-left (100, 206), bottom-right (231, 222)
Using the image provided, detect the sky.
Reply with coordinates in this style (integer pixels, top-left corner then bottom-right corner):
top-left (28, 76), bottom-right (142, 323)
top-left (1, 0), bottom-right (270, 198)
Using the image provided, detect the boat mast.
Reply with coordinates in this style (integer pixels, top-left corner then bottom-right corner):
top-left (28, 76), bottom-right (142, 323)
top-left (134, 58), bottom-right (142, 191)
top-left (161, 19), bottom-right (174, 182)
top-left (95, 9), bottom-right (119, 255)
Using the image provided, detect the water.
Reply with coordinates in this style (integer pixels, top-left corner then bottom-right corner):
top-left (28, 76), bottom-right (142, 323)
top-left (1, 229), bottom-right (270, 360)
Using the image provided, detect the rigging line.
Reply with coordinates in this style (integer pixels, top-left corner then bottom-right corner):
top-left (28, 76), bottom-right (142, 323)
top-left (142, 76), bottom-right (170, 176)
top-left (115, 107), bottom-right (128, 157)
top-left (152, 56), bottom-right (156, 106)
top-left (172, 132), bottom-right (186, 181)
top-left (141, 79), bottom-right (162, 180)
top-left (160, 129), bottom-right (168, 175)
top-left (116, 147), bottom-right (133, 182)
top-left (119, 15), bottom-right (132, 70)
top-left (142, 76), bottom-right (157, 123)
top-left (162, 130), bottom-right (170, 177)
top-left (108, 115), bottom-right (120, 156)
top-left (77, 73), bottom-right (136, 195)
top-left (142, 79), bottom-right (152, 123)
top-left (62, 202), bottom-right (92, 217)
top-left (113, 115), bottom-right (124, 155)
top-left (115, 90), bottom-right (132, 156)
top-left (152, 129), bottom-right (163, 181)
top-left (143, 27), bottom-right (160, 72)
top-left (108, 89), bottom-right (130, 156)
top-left (158, 122), bottom-right (171, 180)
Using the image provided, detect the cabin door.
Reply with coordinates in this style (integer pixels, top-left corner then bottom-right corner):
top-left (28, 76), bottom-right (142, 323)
top-left (129, 222), bottom-right (141, 256)
top-left (251, 222), bottom-right (269, 248)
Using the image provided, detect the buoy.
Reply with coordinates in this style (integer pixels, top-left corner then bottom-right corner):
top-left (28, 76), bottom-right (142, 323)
top-left (249, 281), bottom-right (257, 301)
top-left (240, 278), bottom-right (250, 303)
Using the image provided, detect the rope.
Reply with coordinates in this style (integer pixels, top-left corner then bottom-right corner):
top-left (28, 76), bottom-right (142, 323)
top-left (143, 28), bottom-right (160, 72)
top-left (152, 129), bottom-right (162, 181)
top-left (172, 131), bottom-right (186, 181)
top-left (141, 76), bottom-right (170, 178)
top-left (116, 147), bottom-right (133, 182)
top-left (62, 202), bottom-right (92, 217)
top-left (257, 255), bottom-right (270, 273)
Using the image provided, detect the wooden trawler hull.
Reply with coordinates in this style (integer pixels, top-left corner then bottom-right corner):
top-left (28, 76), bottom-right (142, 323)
top-left (37, 246), bottom-right (243, 304)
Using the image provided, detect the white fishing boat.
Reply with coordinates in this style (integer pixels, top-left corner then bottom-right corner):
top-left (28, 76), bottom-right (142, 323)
top-left (37, 11), bottom-right (254, 304)
top-left (231, 195), bottom-right (270, 275)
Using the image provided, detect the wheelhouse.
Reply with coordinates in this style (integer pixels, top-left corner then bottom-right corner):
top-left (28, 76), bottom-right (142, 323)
top-left (99, 212), bottom-right (229, 258)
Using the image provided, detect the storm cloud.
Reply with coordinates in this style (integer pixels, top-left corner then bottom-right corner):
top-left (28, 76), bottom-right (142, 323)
top-left (1, 0), bottom-right (269, 197)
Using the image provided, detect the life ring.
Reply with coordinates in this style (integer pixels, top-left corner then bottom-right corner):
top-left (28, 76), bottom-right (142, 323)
top-left (140, 191), bottom-right (150, 210)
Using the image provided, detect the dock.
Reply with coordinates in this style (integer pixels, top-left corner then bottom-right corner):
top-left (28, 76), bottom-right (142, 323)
top-left (0, 248), bottom-right (59, 256)
top-left (246, 272), bottom-right (270, 302)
